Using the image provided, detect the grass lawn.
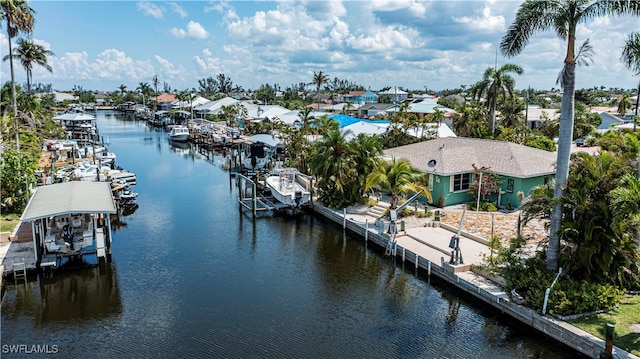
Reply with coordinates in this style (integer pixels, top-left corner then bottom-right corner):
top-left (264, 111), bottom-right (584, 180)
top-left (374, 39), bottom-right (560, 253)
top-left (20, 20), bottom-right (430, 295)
top-left (568, 295), bottom-right (640, 356)
top-left (1, 213), bottom-right (21, 233)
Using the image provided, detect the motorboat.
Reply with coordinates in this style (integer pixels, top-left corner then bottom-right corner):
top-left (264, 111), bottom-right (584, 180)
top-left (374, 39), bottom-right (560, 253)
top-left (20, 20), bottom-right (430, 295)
top-left (168, 125), bottom-right (190, 142)
top-left (112, 180), bottom-right (138, 205)
top-left (265, 168), bottom-right (311, 207)
top-left (45, 213), bottom-right (95, 254)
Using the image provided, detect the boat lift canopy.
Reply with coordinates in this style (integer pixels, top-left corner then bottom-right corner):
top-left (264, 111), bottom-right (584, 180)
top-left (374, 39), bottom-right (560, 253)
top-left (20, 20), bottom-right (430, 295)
top-left (21, 182), bottom-right (117, 222)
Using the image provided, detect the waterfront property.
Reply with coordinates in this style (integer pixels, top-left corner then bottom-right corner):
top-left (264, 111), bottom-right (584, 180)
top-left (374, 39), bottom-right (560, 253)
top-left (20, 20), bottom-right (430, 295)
top-left (384, 137), bottom-right (557, 208)
top-left (19, 181), bottom-right (117, 268)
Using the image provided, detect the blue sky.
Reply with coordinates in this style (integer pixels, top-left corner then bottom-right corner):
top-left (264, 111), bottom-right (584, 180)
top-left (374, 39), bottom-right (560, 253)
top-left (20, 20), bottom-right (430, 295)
top-left (1, 1), bottom-right (639, 93)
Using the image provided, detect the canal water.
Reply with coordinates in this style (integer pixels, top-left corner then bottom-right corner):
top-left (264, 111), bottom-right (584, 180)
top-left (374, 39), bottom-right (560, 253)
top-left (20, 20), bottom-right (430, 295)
top-left (1, 111), bottom-right (583, 358)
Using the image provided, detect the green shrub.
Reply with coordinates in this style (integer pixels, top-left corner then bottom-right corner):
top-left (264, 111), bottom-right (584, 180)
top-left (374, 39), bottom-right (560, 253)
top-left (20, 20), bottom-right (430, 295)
top-left (492, 244), bottom-right (626, 316)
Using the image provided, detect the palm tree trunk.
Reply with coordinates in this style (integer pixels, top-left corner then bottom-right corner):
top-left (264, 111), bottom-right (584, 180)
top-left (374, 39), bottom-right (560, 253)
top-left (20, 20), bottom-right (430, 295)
top-left (548, 62), bottom-right (576, 271)
top-left (7, 26), bottom-right (19, 151)
top-left (634, 80), bottom-right (639, 132)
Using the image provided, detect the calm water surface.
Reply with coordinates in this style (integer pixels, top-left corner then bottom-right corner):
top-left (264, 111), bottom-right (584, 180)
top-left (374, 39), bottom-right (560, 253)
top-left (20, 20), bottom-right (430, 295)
top-left (1, 111), bottom-right (584, 358)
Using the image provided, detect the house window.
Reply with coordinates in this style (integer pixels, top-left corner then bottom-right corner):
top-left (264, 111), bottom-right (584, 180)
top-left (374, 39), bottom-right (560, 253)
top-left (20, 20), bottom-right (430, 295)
top-left (507, 179), bottom-right (514, 193)
top-left (452, 173), bottom-right (470, 192)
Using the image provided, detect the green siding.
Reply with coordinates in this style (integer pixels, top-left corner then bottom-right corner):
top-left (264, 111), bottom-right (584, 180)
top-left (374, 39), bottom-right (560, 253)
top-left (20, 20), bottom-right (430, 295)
top-left (424, 172), bottom-right (553, 209)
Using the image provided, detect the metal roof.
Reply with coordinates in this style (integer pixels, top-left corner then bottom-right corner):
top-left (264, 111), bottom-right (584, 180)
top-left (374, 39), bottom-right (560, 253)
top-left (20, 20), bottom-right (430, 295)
top-left (21, 182), bottom-right (117, 222)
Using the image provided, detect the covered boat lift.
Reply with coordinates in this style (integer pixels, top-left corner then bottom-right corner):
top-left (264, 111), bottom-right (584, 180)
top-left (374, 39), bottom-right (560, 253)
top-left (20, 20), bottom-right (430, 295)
top-left (20, 181), bottom-right (117, 268)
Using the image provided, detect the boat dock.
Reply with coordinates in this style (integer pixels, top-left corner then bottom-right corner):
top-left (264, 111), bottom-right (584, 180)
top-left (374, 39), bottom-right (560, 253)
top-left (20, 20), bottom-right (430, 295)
top-left (313, 201), bottom-right (638, 359)
top-left (236, 173), bottom-right (313, 215)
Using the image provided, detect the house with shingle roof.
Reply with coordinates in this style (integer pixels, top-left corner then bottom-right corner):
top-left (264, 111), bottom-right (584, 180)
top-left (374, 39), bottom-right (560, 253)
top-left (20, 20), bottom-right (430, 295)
top-left (383, 137), bottom-right (557, 208)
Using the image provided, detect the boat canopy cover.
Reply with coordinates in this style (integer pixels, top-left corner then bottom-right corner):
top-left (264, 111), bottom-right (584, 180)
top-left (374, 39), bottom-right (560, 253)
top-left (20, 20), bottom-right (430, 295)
top-left (21, 182), bottom-right (117, 221)
top-left (244, 134), bottom-right (281, 148)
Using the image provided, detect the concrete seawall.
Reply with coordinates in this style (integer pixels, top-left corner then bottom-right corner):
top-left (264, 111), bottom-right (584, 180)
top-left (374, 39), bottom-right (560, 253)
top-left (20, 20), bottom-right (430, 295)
top-left (313, 203), bottom-right (638, 359)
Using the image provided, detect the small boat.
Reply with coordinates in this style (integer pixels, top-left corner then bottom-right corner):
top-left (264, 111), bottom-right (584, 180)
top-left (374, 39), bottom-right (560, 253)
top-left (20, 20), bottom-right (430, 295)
top-left (265, 168), bottom-right (311, 207)
top-left (112, 180), bottom-right (139, 205)
top-left (168, 125), bottom-right (190, 142)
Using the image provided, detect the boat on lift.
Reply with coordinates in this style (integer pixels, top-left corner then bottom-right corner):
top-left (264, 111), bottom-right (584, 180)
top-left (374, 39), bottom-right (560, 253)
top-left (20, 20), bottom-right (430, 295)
top-left (265, 168), bottom-right (311, 208)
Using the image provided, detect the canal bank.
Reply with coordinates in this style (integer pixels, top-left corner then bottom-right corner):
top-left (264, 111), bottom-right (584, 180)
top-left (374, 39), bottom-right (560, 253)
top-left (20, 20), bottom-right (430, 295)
top-left (313, 202), bottom-right (639, 359)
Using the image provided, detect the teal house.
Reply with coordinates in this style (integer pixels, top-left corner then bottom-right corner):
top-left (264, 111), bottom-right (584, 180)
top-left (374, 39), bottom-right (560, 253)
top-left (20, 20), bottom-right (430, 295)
top-left (383, 137), bottom-right (556, 208)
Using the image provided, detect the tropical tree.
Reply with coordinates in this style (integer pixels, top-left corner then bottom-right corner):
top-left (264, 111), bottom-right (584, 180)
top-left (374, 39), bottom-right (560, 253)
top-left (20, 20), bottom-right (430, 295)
top-left (611, 93), bottom-right (632, 117)
top-left (621, 31), bottom-right (640, 131)
top-left (118, 84), bottom-right (127, 96)
top-left (470, 63), bottom-right (524, 135)
top-left (310, 71), bottom-right (329, 110)
top-left (152, 74), bottom-right (159, 97)
top-left (364, 157), bottom-right (431, 210)
top-left (1, 0), bottom-right (35, 150)
top-left (501, 0), bottom-right (640, 271)
top-left (451, 104), bottom-right (490, 138)
top-left (610, 173), bottom-right (640, 248)
top-left (559, 152), bottom-right (639, 287)
top-left (350, 134), bottom-right (383, 201)
top-left (308, 127), bottom-right (357, 209)
top-left (2, 38), bottom-right (54, 93)
top-left (136, 82), bottom-right (153, 105)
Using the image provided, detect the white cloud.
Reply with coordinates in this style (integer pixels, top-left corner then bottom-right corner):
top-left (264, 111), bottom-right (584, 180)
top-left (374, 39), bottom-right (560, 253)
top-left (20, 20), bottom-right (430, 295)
top-left (169, 2), bottom-right (188, 18)
top-left (453, 5), bottom-right (505, 32)
top-left (170, 21), bottom-right (209, 39)
top-left (369, 0), bottom-right (427, 17)
top-left (137, 1), bottom-right (164, 19)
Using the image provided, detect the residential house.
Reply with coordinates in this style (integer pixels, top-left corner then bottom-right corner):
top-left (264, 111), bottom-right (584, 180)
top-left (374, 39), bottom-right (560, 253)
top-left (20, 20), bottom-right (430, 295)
top-left (524, 105), bottom-right (559, 130)
top-left (377, 87), bottom-right (409, 103)
top-left (152, 93), bottom-right (178, 111)
top-left (341, 91), bottom-right (378, 104)
top-left (383, 137), bottom-right (556, 208)
top-left (405, 99), bottom-right (457, 128)
top-left (358, 103), bottom-right (396, 118)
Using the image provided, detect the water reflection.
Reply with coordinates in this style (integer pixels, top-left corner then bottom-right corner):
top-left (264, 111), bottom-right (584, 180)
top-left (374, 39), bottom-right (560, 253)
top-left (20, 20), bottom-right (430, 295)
top-left (3, 263), bottom-right (122, 327)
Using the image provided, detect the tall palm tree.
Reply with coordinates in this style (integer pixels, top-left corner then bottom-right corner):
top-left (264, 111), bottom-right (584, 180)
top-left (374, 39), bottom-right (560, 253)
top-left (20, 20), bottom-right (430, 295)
top-left (621, 32), bottom-right (640, 131)
top-left (3, 38), bottom-right (55, 93)
top-left (470, 63), bottom-right (524, 135)
top-left (136, 82), bottom-right (152, 105)
top-left (152, 74), bottom-right (159, 97)
top-left (310, 71), bottom-right (329, 110)
top-left (1, 0), bottom-right (35, 151)
top-left (501, 0), bottom-right (640, 271)
top-left (365, 157), bottom-right (432, 210)
top-left (612, 93), bottom-right (632, 117)
top-left (118, 84), bottom-right (127, 96)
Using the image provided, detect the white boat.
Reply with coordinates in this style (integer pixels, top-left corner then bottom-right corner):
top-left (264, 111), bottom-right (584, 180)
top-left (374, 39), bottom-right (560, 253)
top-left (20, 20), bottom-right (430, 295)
top-left (265, 168), bottom-right (312, 207)
top-left (168, 126), bottom-right (190, 142)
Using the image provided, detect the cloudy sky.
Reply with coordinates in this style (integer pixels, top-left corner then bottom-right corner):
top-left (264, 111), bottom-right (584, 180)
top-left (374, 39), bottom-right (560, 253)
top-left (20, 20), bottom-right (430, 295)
top-left (1, 0), bottom-right (638, 93)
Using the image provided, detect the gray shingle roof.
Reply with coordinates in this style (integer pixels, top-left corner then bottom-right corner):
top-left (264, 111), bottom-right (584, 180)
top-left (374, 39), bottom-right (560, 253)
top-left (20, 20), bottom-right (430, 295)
top-left (383, 137), bottom-right (557, 178)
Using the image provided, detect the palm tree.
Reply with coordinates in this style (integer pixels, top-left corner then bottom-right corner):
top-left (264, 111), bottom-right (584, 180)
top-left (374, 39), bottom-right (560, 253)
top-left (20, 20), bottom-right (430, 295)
top-left (152, 74), bottom-right (159, 97)
top-left (621, 32), bottom-right (640, 131)
top-left (612, 93), bottom-right (632, 117)
top-left (365, 157), bottom-right (432, 210)
top-left (470, 63), bottom-right (524, 135)
top-left (350, 134), bottom-right (383, 200)
top-left (136, 82), bottom-right (152, 105)
top-left (501, 0), bottom-right (640, 271)
top-left (1, 0), bottom-right (35, 151)
top-left (308, 127), bottom-right (357, 209)
top-left (2, 38), bottom-right (54, 93)
top-left (310, 71), bottom-right (329, 110)
top-left (118, 84), bottom-right (127, 96)
top-left (559, 152), bottom-right (638, 287)
top-left (610, 173), bottom-right (640, 248)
